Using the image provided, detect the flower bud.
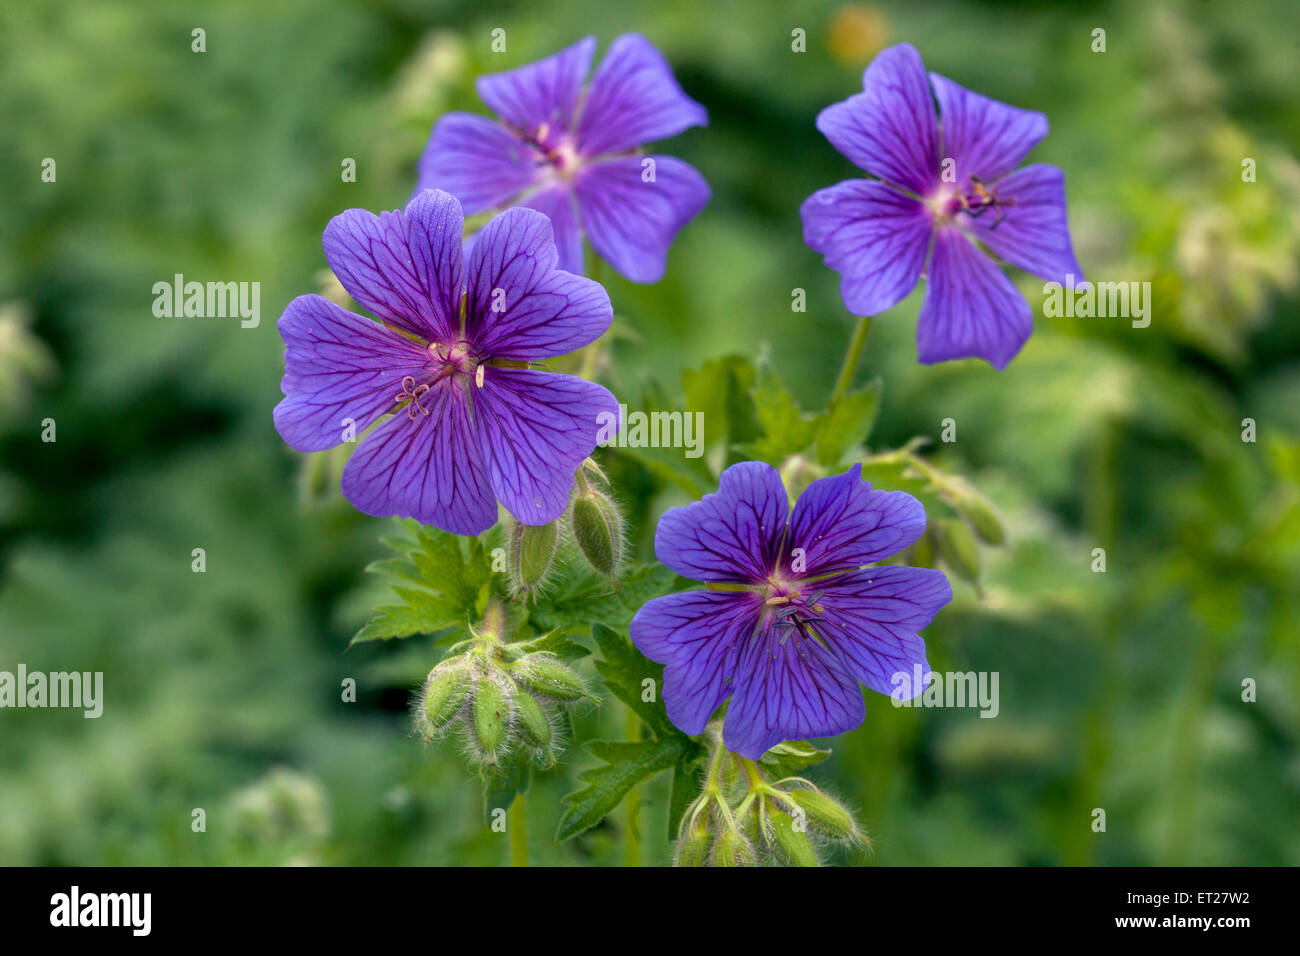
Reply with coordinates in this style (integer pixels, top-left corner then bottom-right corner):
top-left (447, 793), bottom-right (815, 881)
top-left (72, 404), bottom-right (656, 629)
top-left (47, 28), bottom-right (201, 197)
top-left (711, 828), bottom-right (756, 867)
top-left (769, 810), bottom-right (820, 867)
top-left (510, 653), bottom-right (586, 701)
top-left (420, 659), bottom-right (471, 737)
top-left (471, 673), bottom-right (515, 760)
top-left (507, 518), bottom-right (560, 595)
top-left (949, 480), bottom-right (1005, 545)
top-left (786, 788), bottom-right (862, 843)
top-left (674, 815), bottom-right (713, 867)
top-left (934, 515), bottom-right (981, 584)
top-left (513, 690), bottom-right (552, 750)
top-left (569, 485), bottom-right (624, 578)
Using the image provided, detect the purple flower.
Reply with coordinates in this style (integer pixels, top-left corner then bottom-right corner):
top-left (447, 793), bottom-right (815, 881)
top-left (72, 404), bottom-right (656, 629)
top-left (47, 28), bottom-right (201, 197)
top-left (417, 34), bottom-right (710, 284)
top-left (801, 43), bottom-right (1084, 369)
top-left (273, 188), bottom-right (618, 536)
top-left (631, 462), bottom-right (951, 758)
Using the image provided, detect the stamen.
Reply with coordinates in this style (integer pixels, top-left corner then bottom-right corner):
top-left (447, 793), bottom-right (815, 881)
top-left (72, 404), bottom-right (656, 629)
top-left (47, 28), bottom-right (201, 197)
top-left (395, 376), bottom-right (432, 420)
top-left (958, 176), bottom-right (1017, 228)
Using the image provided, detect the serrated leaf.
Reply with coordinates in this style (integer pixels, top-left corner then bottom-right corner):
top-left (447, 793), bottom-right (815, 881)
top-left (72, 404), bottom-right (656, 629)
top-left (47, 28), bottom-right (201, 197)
top-left (758, 740), bottom-right (832, 778)
top-left (591, 622), bottom-right (673, 737)
top-left (351, 604), bottom-right (456, 645)
top-left (816, 379), bottom-right (882, 466)
top-left (507, 628), bottom-right (590, 662)
top-left (682, 354), bottom-right (762, 467)
top-left (612, 379), bottom-right (716, 496)
top-left (743, 365), bottom-right (820, 464)
top-left (556, 736), bottom-right (692, 842)
top-left (528, 562), bottom-right (679, 636)
top-left (351, 519), bottom-right (498, 645)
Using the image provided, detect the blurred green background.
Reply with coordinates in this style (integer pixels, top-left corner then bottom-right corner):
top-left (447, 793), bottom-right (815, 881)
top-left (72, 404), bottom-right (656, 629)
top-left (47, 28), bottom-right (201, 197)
top-left (2, 0), bottom-right (1298, 865)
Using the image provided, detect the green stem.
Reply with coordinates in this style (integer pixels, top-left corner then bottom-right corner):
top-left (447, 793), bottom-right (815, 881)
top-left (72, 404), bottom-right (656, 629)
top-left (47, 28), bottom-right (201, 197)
top-left (624, 705), bottom-right (642, 867)
top-left (509, 793), bottom-right (528, 867)
top-left (831, 315), bottom-right (872, 404)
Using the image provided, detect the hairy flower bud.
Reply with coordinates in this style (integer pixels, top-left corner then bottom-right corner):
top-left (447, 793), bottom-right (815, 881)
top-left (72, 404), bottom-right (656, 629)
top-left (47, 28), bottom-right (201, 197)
top-left (786, 788), bottom-right (862, 843)
top-left (769, 810), bottom-right (820, 867)
top-left (961, 498), bottom-right (1005, 546)
top-left (948, 478), bottom-right (1005, 545)
top-left (507, 517), bottom-right (561, 595)
top-left (510, 653), bottom-right (586, 701)
top-left (420, 659), bottom-right (471, 738)
top-left (711, 828), bottom-right (756, 867)
top-left (569, 482), bottom-right (624, 578)
top-left (471, 673), bottom-right (515, 760)
top-left (674, 815), bottom-right (713, 867)
top-left (513, 690), bottom-right (553, 750)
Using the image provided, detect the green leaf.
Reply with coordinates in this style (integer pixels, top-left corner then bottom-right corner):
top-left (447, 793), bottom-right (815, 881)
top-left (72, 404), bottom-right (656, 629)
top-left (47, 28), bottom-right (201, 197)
top-left (859, 457), bottom-right (944, 515)
top-left (528, 562), bottom-right (679, 637)
top-left (758, 740), bottom-right (832, 778)
top-left (668, 757), bottom-right (704, 840)
top-left (483, 757), bottom-right (532, 816)
top-left (591, 622), bottom-right (672, 737)
top-left (506, 628), bottom-right (589, 663)
top-left (815, 379), bottom-right (882, 466)
top-left (611, 378), bottom-right (716, 497)
top-left (682, 354), bottom-right (762, 467)
top-left (351, 519), bottom-right (498, 645)
top-left (556, 736), bottom-right (693, 841)
top-left (742, 365), bottom-right (820, 464)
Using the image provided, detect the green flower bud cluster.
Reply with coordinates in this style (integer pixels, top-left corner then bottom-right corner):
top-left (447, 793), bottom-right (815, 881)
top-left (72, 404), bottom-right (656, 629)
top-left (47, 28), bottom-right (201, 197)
top-left (674, 731), bottom-right (866, 867)
top-left (416, 604), bottom-right (593, 769)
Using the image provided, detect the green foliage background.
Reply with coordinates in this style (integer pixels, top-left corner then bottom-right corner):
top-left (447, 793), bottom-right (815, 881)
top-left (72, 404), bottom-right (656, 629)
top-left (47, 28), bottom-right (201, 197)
top-left (1, 0), bottom-right (1298, 865)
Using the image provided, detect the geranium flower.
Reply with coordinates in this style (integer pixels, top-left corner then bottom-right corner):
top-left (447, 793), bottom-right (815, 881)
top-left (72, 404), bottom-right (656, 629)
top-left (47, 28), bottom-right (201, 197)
top-left (273, 188), bottom-right (617, 535)
top-left (417, 34), bottom-right (710, 283)
top-left (631, 462), bottom-right (951, 758)
top-left (801, 43), bottom-right (1084, 369)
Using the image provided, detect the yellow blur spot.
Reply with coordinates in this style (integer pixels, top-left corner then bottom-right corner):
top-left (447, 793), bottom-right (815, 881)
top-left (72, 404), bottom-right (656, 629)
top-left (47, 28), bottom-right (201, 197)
top-left (827, 5), bottom-right (888, 65)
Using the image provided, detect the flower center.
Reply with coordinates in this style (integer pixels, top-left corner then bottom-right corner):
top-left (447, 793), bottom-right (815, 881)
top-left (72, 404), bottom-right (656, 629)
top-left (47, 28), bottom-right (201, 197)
top-left (542, 137), bottom-right (582, 183)
top-left (763, 577), bottom-right (827, 644)
top-left (927, 176), bottom-right (1017, 228)
top-left (395, 342), bottom-right (481, 419)
top-left (430, 340), bottom-right (476, 378)
top-left (521, 122), bottom-right (583, 182)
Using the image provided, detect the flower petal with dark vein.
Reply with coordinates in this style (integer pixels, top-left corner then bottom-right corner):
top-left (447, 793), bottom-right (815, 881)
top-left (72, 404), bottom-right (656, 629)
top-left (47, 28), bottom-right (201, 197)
top-left (417, 34), bottom-right (710, 283)
top-left (631, 461), bottom-right (952, 757)
top-left (801, 43), bottom-right (1085, 369)
top-left (273, 188), bottom-right (618, 535)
